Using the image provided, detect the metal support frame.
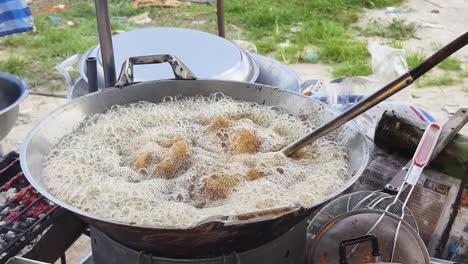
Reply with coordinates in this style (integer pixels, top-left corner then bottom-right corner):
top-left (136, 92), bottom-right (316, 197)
top-left (217, 0), bottom-right (225, 38)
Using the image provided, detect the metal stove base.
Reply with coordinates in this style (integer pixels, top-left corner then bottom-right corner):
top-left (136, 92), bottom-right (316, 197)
top-left (81, 221), bottom-right (307, 264)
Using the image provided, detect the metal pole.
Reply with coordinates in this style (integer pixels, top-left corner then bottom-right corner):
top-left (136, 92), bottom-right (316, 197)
top-left (94, 0), bottom-right (116, 87)
top-left (87, 57), bottom-right (98, 93)
top-left (216, 0), bottom-right (225, 38)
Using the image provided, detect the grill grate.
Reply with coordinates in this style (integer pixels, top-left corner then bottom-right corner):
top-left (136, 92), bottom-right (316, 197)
top-left (0, 152), bottom-right (60, 263)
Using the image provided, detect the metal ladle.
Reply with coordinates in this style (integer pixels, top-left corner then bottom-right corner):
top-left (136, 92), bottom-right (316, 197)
top-left (281, 31), bottom-right (468, 157)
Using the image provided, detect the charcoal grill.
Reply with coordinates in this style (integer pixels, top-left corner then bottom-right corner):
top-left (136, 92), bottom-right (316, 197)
top-left (0, 153), bottom-right (58, 263)
top-left (0, 152), bottom-right (87, 264)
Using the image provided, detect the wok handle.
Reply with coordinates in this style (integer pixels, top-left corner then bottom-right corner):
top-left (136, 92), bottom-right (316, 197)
top-left (115, 54), bottom-right (197, 88)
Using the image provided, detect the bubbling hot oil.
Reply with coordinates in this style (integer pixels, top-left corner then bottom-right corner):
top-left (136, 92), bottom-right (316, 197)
top-left (43, 94), bottom-right (348, 228)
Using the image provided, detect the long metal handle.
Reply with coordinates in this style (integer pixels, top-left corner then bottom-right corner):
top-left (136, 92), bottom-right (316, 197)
top-left (115, 54), bottom-right (197, 88)
top-left (281, 32), bottom-right (468, 157)
top-left (87, 57), bottom-right (98, 93)
top-left (384, 108), bottom-right (468, 194)
top-left (94, 0), bottom-right (116, 88)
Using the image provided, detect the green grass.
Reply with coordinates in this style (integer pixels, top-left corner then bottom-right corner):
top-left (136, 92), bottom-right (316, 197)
top-left (407, 52), bottom-right (425, 68)
top-left (362, 19), bottom-right (416, 39)
top-left (458, 69), bottom-right (468, 78)
top-left (0, 56), bottom-right (27, 76)
top-left (416, 75), bottom-right (462, 87)
top-left (406, 51), bottom-right (464, 88)
top-left (0, 0), bottom-right (408, 91)
top-left (0, 1), bottom-right (138, 91)
top-left (439, 57), bottom-right (462, 71)
top-left (223, 0), bottom-right (403, 76)
top-left (388, 40), bottom-right (403, 49)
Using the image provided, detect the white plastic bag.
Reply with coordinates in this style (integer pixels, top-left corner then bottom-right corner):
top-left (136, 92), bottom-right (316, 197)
top-left (305, 42), bottom-right (409, 105)
top-left (368, 41), bottom-right (409, 87)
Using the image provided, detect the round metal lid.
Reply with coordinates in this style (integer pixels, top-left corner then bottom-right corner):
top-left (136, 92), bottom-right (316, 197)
top-left (91, 27), bottom-right (258, 84)
top-left (307, 209), bottom-right (430, 264)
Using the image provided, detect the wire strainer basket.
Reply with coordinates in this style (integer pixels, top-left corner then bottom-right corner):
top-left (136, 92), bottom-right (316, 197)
top-left (307, 191), bottom-right (419, 240)
top-left (353, 189), bottom-right (419, 234)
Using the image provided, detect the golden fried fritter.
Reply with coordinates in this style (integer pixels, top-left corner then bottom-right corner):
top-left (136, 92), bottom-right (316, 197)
top-left (131, 152), bottom-right (154, 174)
top-left (208, 116), bottom-right (230, 130)
top-left (231, 129), bottom-right (259, 154)
top-left (230, 113), bottom-right (254, 121)
top-left (290, 148), bottom-right (308, 160)
top-left (158, 140), bottom-right (192, 178)
top-left (245, 168), bottom-right (265, 181)
top-left (200, 175), bottom-right (242, 200)
top-left (158, 134), bottom-right (185, 148)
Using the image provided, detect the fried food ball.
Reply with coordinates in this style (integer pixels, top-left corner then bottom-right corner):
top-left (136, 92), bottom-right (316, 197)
top-left (157, 140), bottom-right (192, 178)
top-left (200, 175), bottom-right (242, 200)
top-left (208, 116), bottom-right (230, 130)
top-left (245, 168), bottom-right (266, 181)
top-left (231, 129), bottom-right (259, 154)
top-left (290, 148), bottom-right (308, 160)
top-left (131, 152), bottom-right (154, 174)
top-left (158, 134), bottom-right (185, 148)
top-left (230, 113), bottom-right (254, 121)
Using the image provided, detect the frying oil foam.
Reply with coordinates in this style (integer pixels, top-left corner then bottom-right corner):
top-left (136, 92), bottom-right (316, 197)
top-left (43, 94), bottom-right (348, 228)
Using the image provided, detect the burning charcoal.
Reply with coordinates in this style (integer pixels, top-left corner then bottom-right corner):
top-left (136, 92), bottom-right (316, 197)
top-left (1, 207), bottom-right (9, 215)
top-left (6, 231), bottom-right (15, 239)
top-left (12, 222), bottom-right (19, 229)
top-left (5, 211), bottom-right (20, 222)
top-left (6, 188), bottom-right (17, 200)
top-left (0, 193), bottom-right (7, 206)
top-left (0, 221), bottom-right (6, 226)
top-left (11, 206), bottom-right (22, 212)
top-left (25, 217), bottom-right (35, 226)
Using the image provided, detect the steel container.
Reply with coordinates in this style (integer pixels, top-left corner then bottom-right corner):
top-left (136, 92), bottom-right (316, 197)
top-left (0, 73), bottom-right (29, 141)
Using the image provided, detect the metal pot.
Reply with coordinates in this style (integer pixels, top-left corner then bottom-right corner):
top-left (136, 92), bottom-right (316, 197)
top-left (64, 53), bottom-right (303, 101)
top-left (57, 28), bottom-right (260, 92)
top-left (20, 55), bottom-right (369, 258)
top-left (0, 73), bottom-right (29, 141)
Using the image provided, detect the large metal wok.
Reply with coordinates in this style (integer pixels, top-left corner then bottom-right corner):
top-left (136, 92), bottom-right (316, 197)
top-left (20, 55), bottom-right (369, 258)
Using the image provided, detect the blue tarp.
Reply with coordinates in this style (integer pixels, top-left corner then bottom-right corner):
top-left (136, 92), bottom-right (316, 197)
top-left (0, 0), bottom-right (34, 37)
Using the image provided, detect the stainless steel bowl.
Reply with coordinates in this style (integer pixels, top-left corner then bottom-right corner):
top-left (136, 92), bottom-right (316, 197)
top-left (0, 73), bottom-right (29, 141)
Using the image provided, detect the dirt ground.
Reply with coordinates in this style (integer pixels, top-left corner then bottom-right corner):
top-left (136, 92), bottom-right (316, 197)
top-left (292, 0), bottom-right (468, 135)
top-left (359, 0), bottom-right (468, 135)
top-left (0, 0), bottom-right (466, 262)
